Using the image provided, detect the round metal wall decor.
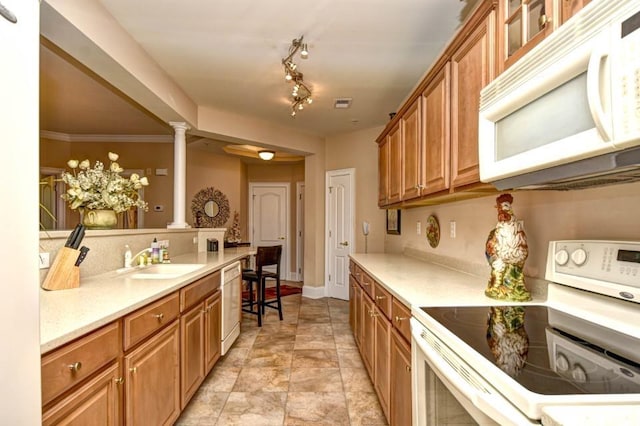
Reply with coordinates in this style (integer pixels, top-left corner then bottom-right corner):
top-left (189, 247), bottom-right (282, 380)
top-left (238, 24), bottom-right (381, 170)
top-left (191, 187), bottom-right (230, 228)
top-left (426, 215), bottom-right (440, 248)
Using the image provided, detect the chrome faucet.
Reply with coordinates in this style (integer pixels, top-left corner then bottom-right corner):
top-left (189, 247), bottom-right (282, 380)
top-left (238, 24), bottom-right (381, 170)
top-left (129, 248), bottom-right (152, 267)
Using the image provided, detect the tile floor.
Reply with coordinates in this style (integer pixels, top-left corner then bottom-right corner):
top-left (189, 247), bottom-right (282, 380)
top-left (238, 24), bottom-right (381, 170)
top-left (175, 286), bottom-right (387, 425)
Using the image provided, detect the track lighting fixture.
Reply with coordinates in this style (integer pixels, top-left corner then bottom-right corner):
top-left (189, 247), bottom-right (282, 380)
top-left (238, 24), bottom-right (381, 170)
top-left (281, 36), bottom-right (313, 117)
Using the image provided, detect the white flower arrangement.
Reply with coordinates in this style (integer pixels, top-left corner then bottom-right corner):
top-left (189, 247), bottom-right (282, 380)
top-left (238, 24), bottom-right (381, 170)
top-left (61, 152), bottom-right (149, 213)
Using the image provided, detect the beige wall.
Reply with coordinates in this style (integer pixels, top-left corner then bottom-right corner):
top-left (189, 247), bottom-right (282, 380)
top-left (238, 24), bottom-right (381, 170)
top-left (386, 182), bottom-right (640, 279)
top-left (186, 146), bottom-right (246, 233)
top-left (325, 126), bottom-right (386, 254)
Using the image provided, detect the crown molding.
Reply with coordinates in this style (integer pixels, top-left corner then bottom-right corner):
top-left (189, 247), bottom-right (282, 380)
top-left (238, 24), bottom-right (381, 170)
top-left (40, 130), bottom-right (173, 143)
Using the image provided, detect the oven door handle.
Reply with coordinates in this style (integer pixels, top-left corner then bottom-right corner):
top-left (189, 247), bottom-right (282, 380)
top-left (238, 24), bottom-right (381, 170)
top-left (411, 325), bottom-right (538, 426)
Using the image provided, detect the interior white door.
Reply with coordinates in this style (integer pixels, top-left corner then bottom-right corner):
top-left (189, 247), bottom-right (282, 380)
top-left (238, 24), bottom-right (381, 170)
top-left (326, 169), bottom-right (355, 300)
top-left (249, 183), bottom-right (289, 279)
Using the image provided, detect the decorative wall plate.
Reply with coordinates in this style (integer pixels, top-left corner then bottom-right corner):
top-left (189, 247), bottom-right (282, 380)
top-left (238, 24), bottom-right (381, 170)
top-left (191, 187), bottom-right (230, 228)
top-left (426, 215), bottom-right (440, 248)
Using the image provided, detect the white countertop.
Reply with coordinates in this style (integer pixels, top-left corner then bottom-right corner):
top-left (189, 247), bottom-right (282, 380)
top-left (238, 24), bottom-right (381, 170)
top-left (40, 247), bottom-right (255, 353)
top-left (349, 252), bottom-right (548, 312)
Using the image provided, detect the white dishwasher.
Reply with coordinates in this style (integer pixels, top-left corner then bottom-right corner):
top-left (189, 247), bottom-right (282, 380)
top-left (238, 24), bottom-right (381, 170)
top-left (220, 261), bottom-right (241, 355)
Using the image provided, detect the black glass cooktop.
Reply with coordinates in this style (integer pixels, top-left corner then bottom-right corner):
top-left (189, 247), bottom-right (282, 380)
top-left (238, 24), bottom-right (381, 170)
top-left (421, 306), bottom-right (640, 395)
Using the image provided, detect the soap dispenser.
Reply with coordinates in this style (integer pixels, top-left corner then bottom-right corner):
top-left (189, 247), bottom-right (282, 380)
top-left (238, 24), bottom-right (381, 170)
top-left (151, 238), bottom-right (160, 264)
top-left (124, 245), bottom-right (132, 268)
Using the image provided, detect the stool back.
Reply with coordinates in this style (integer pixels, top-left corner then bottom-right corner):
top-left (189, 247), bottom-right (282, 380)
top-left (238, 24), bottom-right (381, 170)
top-left (255, 245), bottom-right (282, 277)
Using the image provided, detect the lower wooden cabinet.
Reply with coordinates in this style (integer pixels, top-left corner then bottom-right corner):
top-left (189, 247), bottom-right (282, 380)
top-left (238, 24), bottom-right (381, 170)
top-left (361, 294), bottom-right (376, 378)
top-left (42, 362), bottom-right (122, 426)
top-left (204, 291), bottom-right (222, 373)
top-left (125, 321), bottom-right (181, 426)
top-left (181, 289), bottom-right (221, 408)
top-left (374, 309), bottom-right (391, 420)
top-left (349, 260), bottom-right (413, 425)
top-left (391, 328), bottom-right (412, 426)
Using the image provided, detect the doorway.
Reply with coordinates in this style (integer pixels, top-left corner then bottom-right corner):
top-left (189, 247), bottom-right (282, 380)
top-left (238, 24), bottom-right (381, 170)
top-left (325, 168), bottom-right (355, 300)
top-left (248, 182), bottom-right (290, 279)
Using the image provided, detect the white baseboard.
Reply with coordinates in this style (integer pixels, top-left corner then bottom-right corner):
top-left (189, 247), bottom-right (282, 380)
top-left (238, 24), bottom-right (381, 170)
top-left (302, 285), bottom-right (326, 299)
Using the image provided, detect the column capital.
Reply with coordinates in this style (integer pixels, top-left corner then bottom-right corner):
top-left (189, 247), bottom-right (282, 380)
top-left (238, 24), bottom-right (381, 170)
top-left (169, 121), bottom-right (191, 131)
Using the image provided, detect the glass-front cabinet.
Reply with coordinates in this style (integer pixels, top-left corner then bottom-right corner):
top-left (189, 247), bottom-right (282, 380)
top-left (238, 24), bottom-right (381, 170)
top-left (501, 0), bottom-right (555, 70)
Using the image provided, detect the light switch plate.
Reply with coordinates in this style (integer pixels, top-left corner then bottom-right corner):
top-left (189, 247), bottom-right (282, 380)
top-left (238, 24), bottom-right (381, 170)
top-left (416, 221), bottom-right (421, 235)
top-left (449, 221), bottom-right (456, 238)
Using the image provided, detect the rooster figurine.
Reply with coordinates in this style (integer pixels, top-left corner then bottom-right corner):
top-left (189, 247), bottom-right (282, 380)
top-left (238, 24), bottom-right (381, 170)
top-left (485, 193), bottom-right (532, 301)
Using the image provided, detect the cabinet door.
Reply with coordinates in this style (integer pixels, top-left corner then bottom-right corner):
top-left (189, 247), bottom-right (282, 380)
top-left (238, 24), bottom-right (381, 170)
top-left (561, 0), bottom-right (591, 24)
top-left (390, 328), bottom-right (412, 426)
top-left (501, 0), bottom-right (555, 70)
top-left (204, 290), bottom-right (222, 374)
top-left (181, 303), bottom-right (206, 408)
top-left (451, 12), bottom-right (495, 189)
top-left (125, 321), bottom-right (180, 426)
top-left (401, 98), bottom-right (423, 201)
top-left (422, 64), bottom-right (450, 195)
top-left (361, 294), bottom-right (376, 378)
top-left (374, 311), bottom-right (391, 421)
top-left (387, 124), bottom-right (402, 204)
top-left (349, 275), bottom-right (357, 332)
top-left (43, 362), bottom-right (122, 426)
top-left (378, 138), bottom-right (389, 207)
top-left (354, 283), bottom-right (363, 349)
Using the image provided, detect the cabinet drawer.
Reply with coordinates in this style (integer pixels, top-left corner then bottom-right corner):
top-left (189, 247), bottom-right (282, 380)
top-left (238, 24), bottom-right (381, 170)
top-left (180, 270), bottom-right (221, 311)
top-left (373, 282), bottom-right (392, 320)
top-left (42, 322), bottom-right (120, 406)
top-left (360, 270), bottom-right (374, 299)
top-left (123, 292), bottom-right (180, 351)
top-left (392, 298), bottom-right (411, 343)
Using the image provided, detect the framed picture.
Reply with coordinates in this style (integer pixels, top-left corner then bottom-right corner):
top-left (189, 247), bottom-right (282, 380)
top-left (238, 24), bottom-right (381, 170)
top-left (386, 209), bottom-right (401, 235)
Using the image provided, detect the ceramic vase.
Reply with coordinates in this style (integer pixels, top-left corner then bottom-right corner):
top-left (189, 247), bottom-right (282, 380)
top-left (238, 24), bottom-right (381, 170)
top-left (82, 209), bottom-right (117, 229)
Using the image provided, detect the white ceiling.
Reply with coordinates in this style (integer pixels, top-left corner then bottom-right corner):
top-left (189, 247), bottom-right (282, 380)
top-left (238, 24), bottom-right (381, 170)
top-left (40, 0), bottom-right (480, 139)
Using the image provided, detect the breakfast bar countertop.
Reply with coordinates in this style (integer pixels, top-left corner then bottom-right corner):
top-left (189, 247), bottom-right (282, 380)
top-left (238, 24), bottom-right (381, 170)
top-left (40, 247), bottom-right (255, 353)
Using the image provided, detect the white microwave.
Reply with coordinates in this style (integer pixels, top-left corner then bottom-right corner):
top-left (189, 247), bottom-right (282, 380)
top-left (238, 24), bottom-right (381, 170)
top-left (479, 0), bottom-right (640, 190)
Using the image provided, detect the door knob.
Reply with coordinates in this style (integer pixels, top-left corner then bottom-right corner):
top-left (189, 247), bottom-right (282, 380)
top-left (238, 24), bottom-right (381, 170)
top-left (340, 241), bottom-right (349, 246)
top-left (278, 237), bottom-right (285, 240)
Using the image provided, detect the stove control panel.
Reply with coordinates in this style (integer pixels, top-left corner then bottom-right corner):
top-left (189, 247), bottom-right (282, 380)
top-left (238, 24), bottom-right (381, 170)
top-left (546, 240), bottom-right (640, 302)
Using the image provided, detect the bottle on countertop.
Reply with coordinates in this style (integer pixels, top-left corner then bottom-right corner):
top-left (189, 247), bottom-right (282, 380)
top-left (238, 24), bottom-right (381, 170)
top-left (124, 245), bottom-right (132, 268)
top-left (151, 238), bottom-right (160, 264)
top-left (160, 240), bottom-right (171, 263)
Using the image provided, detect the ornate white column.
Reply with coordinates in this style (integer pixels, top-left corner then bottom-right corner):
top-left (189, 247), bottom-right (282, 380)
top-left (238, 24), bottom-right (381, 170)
top-left (168, 121), bottom-right (190, 228)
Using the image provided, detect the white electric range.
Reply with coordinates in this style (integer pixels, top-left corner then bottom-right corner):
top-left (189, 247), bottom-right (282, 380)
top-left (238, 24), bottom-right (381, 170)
top-left (411, 240), bottom-right (640, 425)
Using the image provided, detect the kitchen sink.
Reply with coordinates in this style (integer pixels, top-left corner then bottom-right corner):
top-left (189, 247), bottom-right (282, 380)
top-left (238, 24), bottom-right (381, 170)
top-left (128, 263), bottom-right (205, 280)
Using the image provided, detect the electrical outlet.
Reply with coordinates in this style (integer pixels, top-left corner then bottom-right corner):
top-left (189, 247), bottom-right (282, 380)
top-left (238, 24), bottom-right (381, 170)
top-left (416, 221), bottom-right (421, 235)
top-left (39, 252), bottom-right (50, 269)
top-left (449, 221), bottom-right (456, 239)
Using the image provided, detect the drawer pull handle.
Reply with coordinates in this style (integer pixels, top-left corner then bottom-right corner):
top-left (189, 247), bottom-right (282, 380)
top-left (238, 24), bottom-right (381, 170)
top-left (68, 362), bottom-right (82, 373)
top-left (153, 313), bottom-right (164, 321)
top-left (375, 295), bottom-right (386, 300)
top-left (363, 282), bottom-right (370, 286)
top-left (369, 310), bottom-right (378, 317)
top-left (114, 377), bottom-right (124, 385)
top-left (395, 316), bottom-right (407, 322)
top-left (130, 367), bottom-right (137, 374)
top-left (405, 365), bottom-right (412, 372)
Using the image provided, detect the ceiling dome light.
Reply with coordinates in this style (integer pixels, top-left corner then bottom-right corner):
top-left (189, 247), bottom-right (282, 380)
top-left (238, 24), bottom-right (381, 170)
top-left (285, 72), bottom-right (292, 81)
top-left (258, 150), bottom-right (275, 161)
top-left (300, 43), bottom-right (309, 59)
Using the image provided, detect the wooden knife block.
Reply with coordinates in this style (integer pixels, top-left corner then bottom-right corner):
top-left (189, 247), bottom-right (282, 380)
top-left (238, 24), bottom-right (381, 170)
top-left (42, 247), bottom-right (80, 291)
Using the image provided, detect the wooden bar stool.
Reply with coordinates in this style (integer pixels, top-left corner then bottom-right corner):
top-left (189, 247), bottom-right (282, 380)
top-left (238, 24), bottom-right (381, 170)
top-left (241, 245), bottom-right (283, 326)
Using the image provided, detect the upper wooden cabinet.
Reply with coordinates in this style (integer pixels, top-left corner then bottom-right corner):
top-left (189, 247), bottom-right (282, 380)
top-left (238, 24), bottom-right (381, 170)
top-left (376, 1), bottom-right (498, 208)
top-left (560, 0), bottom-right (591, 24)
top-left (499, 0), bottom-right (555, 70)
top-left (378, 137), bottom-right (389, 207)
top-left (422, 63), bottom-right (451, 196)
top-left (451, 10), bottom-right (496, 189)
top-left (400, 98), bottom-right (423, 201)
top-left (387, 124), bottom-right (402, 205)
